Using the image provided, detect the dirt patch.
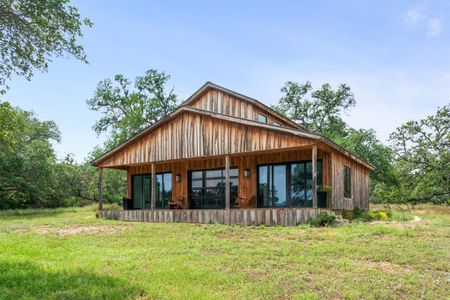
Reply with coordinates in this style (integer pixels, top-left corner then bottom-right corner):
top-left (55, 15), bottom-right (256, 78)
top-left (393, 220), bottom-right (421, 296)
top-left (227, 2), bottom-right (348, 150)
top-left (356, 259), bottom-right (411, 275)
top-left (35, 225), bottom-right (129, 236)
top-left (370, 216), bottom-right (427, 228)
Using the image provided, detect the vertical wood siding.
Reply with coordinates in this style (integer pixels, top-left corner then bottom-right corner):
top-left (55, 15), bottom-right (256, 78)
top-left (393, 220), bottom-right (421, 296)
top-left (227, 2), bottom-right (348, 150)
top-left (330, 151), bottom-right (369, 210)
top-left (99, 112), bottom-right (314, 168)
top-left (189, 89), bottom-right (292, 127)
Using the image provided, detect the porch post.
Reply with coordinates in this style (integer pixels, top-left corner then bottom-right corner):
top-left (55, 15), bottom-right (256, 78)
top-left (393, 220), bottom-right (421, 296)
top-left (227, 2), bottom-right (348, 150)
top-left (151, 162), bottom-right (156, 210)
top-left (98, 168), bottom-right (103, 210)
top-left (225, 155), bottom-right (230, 209)
top-left (312, 145), bottom-right (318, 208)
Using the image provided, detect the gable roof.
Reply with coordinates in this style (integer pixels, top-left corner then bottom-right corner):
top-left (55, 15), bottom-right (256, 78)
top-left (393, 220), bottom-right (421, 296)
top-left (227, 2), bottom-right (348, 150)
top-left (92, 82), bottom-right (374, 170)
top-left (182, 82), bottom-right (307, 131)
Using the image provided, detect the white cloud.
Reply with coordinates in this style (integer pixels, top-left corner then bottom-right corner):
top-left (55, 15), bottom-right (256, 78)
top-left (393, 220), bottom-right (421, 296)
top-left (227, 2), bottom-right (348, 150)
top-left (405, 7), bottom-right (425, 24)
top-left (427, 18), bottom-right (442, 36)
top-left (404, 5), bottom-right (444, 37)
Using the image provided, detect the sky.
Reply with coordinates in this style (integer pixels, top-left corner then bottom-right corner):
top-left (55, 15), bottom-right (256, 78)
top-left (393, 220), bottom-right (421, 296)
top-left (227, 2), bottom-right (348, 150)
top-left (4, 0), bottom-right (450, 162)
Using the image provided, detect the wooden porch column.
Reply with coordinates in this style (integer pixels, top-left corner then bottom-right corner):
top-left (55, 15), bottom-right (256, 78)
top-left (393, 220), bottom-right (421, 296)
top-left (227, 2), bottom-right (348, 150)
top-left (98, 168), bottom-right (103, 210)
top-left (312, 145), bottom-right (318, 208)
top-left (225, 155), bottom-right (230, 209)
top-left (151, 162), bottom-right (156, 210)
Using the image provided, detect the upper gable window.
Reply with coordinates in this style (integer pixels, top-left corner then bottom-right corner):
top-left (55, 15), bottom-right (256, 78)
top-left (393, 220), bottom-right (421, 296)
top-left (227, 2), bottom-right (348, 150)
top-left (258, 114), bottom-right (267, 123)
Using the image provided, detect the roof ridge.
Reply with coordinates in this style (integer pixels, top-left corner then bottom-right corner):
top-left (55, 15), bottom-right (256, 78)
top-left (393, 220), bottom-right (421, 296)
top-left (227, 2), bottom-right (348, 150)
top-left (182, 81), bottom-right (309, 132)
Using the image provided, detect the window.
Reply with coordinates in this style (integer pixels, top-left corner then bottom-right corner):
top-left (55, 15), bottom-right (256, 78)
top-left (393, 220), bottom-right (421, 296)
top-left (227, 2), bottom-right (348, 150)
top-left (274, 121), bottom-right (281, 126)
top-left (155, 173), bottom-right (172, 209)
top-left (258, 114), bottom-right (267, 123)
top-left (189, 168), bottom-right (238, 209)
top-left (132, 173), bottom-right (172, 209)
top-left (132, 174), bottom-right (151, 209)
top-left (344, 166), bottom-right (351, 198)
top-left (258, 161), bottom-right (322, 208)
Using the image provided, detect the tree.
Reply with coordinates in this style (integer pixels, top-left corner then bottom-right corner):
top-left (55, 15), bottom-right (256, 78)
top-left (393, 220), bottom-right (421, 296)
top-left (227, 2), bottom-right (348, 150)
top-left (389, 104), bottom-right (450, 204)
top-left (0, 0), bottom-right (92, 94)
top-left (0, 103), bottom-right (62, 208)
top-left (273, 81), bottom-right (355, 138)
top-left (334, 128), bottom-right (397, 187)
top-left (0, 101), bottom-right (25, 154)
top-left (273, 81), bottom-right (396, 193)
top-left (87, 69), bottom-right (178, 149)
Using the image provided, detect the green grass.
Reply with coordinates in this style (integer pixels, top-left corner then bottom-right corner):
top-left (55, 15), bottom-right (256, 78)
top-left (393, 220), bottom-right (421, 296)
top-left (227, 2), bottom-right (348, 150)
top-left (0, 205), bottom-right (448, 299)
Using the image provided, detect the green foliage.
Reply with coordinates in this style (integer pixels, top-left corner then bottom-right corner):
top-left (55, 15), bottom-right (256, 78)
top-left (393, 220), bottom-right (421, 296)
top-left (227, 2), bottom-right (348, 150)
top-left (273, 81), bottom-right (397, 197)
top-left (87, 69), bottom-right (178, 149)
top-left (333, 128), bottom-right (397, 187)
top-left (353, 208), bottom-right (392, 222)
top-left (0, 101), bottom-right (25, 153)
top-left (307, 212), bottom-right (336, 227)
top-left (389, 104), bottom-right (450, 204)
top-left (0, 103), bottom-right (62, 208)
top-left (0, 103), bottom-right (125, 209)
top-left (0, 0), bottom-right (92, 94)
top-left (273, 81), bottom-right (354, 137)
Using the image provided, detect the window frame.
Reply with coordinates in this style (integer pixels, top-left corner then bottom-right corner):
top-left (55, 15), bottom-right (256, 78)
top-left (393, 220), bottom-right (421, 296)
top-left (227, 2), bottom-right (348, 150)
top-left (257, 160), bottom-right (323, 208)
top-left (155, 172), bottom-right (173, 209)
top-left (343, 166), bottom-right (352, 198)
top-left (257, 113), bottom-right (268, 123)
top-left (189, 167), bottom-right (239, 209)
top-left (131, 172), bottom-right (173, 209)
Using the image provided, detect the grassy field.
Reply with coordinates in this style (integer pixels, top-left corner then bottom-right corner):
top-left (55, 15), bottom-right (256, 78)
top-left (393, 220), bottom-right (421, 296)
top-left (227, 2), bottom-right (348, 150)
top-left (0, 205), bottom-right (448, 300)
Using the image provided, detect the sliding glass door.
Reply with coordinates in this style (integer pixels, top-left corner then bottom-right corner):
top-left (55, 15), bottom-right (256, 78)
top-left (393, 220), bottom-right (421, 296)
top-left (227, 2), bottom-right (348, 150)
top-left (258, 161), bottom-right (322, 208)
top-left (131, 173), bottom-right (172, 209)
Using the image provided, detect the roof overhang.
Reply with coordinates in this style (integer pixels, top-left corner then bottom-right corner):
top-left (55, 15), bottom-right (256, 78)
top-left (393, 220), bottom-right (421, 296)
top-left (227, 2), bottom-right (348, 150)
top-left (92, 105), bottom-right (374, 170)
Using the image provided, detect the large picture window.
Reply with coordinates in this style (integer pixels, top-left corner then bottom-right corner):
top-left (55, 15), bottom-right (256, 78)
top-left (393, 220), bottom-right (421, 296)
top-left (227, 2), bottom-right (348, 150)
top-left (258, 161), bottom-right (322, 208)
top-left (189, 168), bottom-right (238, 209)
top-left (344, 166), bottom-right (351, 198)
top-left (131, 173), bottom-right (172, 209)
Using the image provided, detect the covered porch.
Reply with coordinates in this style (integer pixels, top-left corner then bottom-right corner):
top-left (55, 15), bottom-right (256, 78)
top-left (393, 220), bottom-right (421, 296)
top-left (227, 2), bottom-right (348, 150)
top-left (98, 144), bottom-right (334, 215)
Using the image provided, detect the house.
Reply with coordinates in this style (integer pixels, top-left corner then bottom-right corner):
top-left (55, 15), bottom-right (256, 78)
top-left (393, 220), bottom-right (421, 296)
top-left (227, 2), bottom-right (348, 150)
top-left (93, 82), bottom-right (373, 226)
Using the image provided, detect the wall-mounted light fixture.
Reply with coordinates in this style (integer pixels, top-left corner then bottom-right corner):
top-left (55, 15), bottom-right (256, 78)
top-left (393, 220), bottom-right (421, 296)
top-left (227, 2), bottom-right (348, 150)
top-left (244, 169), bottom-right (250, 178)
top-left (176, 174), bottom-right (181, 182)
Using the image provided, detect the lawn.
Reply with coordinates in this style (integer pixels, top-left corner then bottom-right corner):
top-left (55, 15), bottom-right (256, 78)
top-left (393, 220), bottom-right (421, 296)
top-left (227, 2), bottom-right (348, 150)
top-left (0, 205), bottom-right (448, 300)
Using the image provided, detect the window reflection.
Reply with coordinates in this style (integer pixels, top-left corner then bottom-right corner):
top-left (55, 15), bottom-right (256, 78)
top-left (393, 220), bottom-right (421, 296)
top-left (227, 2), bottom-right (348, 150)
top-left (258, 161), bottom-right (322, 208)
top-left (189, 168), bottom-right (238, 209)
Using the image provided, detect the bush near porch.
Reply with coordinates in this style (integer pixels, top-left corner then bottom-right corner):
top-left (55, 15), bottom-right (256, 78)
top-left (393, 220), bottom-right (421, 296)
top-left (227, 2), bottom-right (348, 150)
top-left (0, 204), bottom-right (448, 299)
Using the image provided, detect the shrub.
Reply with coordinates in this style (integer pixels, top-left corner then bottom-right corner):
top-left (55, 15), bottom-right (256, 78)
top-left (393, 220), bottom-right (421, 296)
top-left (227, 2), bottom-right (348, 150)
top-left (307, 212), bottom-right (336, 227)
top-left (353, 209), bottom-right (392, 222)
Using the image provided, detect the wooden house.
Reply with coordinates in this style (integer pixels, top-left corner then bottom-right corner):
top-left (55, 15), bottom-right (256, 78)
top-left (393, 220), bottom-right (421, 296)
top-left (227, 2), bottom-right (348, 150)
top-left (94, 82), bottom-right (373, 226)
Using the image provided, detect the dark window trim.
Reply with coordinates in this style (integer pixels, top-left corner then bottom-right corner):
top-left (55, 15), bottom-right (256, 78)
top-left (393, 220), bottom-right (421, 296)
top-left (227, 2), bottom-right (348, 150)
top-left (188, 167), bottom-right (239, 209)
top-left (344, 166), bottom-right (352, 198)
top-left (155, 172), bottom-right (172, 209)
top-left (256, 160), bottom-right (323, 208)
top-left (257, 113), bottom-right (268, 123)
top-left (131, 172), bottom-right (172, 210)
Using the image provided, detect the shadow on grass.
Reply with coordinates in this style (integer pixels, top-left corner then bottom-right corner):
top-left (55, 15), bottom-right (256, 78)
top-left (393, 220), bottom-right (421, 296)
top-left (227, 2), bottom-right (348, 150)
top-left (0, 261), bottom-right (144, 299)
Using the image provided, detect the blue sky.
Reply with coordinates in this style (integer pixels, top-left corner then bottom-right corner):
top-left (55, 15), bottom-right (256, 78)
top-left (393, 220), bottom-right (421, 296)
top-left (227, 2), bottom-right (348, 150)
top-left (5, 0), bottom-right (450, 161)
